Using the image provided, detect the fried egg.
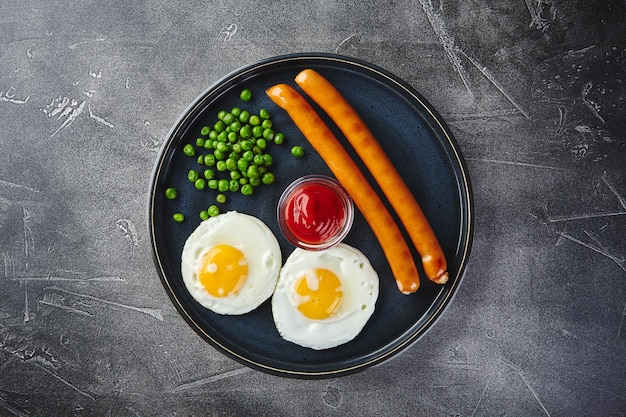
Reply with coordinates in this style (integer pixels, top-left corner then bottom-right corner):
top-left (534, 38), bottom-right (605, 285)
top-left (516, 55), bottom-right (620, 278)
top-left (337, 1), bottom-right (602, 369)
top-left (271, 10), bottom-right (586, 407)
top-left (272, 243), bottom-right (379, 350)
top-left (181, 211), bottom-right (281, 315)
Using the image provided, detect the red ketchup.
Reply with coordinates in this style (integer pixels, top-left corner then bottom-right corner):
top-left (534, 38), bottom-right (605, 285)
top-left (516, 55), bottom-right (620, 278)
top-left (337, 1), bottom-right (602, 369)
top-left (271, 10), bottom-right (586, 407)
top-left (278, 175), bottom-right (353, 250)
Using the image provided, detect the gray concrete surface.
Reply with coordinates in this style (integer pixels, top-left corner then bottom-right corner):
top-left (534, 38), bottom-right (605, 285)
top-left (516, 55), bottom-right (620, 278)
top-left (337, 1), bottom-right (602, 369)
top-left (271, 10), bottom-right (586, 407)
top-left (0, 1), bottom-right (624, 415)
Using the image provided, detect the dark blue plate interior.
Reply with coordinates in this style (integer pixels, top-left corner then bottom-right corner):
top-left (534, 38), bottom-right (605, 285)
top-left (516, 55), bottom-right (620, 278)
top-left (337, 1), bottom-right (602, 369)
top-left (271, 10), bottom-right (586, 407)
top-left (148, 53), bottom-right (473, 378)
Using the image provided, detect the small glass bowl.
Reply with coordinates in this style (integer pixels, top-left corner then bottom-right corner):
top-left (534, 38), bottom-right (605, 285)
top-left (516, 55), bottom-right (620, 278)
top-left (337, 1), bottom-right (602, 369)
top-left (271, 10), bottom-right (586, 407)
top-left (277, 175), bottom-right (354, 251)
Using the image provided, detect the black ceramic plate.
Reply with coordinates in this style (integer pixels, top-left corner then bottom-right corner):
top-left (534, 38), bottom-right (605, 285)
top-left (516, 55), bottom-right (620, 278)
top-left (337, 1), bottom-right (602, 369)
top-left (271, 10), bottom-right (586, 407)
top-left (148, 53), bottom-right (473, 378)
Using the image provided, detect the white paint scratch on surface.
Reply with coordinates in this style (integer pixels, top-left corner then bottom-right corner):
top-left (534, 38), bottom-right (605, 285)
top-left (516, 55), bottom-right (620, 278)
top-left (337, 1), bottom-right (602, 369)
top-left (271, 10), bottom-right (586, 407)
top-left (470, 371), bottom-right (493, 417)
top-left (518, 370), bottom-right (552, 417)
top-left (0, 398), bottom-right (29, 417)
top-left (68, 38), bottom-right (105, 49)
top-left (218, 23), bottom-right (237, 41)
top-left (22, 207), bottom-right (34, 268)
top-left (44, 286), bottom-right (164, 321)
top-left (335, 34), bottom-right (357, 53)
top-left (38, 292), bottom-right (94, 317)
top-left (602, 172), bottom-right (626, 210)
top-left (29, 361), bottom-right (96, 401)
top-left (50, 100), bottom-right (86, 137)
top-left (23, 283), bottom-right (30, 323)
top-left (12, 274), bottom-right (124, 282)
top-left (523, 0), bottom-right (556, 32)
top-left (140, 136), bottom-right (162, 153)
top-left (444, 108), bottom-right (521, 121)
top-left (88, 69), bottom-right (102, 79)
top-left (0, 179), bottom-right (39, 193)
top-left (419, 0), bottom-right (475, 100)
top-left (466, 157), bottom-right (562, 170)
top-left (88, 105), bottom-right (115, 128)
top-left (115, 219), bottom-right (139, 248)
top-left (546, 211), bottom-right (626, 222)
top-left (0, 87), bottom-right (30, 105)
top-left (617, 302), bottom-right (626, 340)
top-left (2, 253), bottom-right (16, 280)
top-left (172, 367), bottom-right (251, 392)
top-left (457, 48), bottom-right (531, 119)
top-left (556, 230), bottom-right (625, 273)
top-left (581, 80), bottom-right (605, 124)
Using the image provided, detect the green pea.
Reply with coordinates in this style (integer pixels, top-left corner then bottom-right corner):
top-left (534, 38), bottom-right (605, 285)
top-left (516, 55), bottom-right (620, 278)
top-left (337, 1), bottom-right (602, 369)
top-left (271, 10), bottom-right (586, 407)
top-left (261, 119), bottom-right (272, 129)
top-left (249, 177), bottom-right (261, 187)
top-left (203, 139), bottom-right (213, 149)
top-left (246, 165), bottom-right (259, 179)
top-left (249, 115), bottom-right (260, 126)
top-left (183, 144), bottom-right (195, 157)
top-left (241, 184), bottom-right (254, 196)
top-left (204, 154), bottom-right (216, 166)
top-left (225, 158), bottom-right (237, 171)
top-left (262, 172), bottom-right (275, 185)
top-left (216, 160), bottom-right (227, 171)
top-left (222, 112), bottom-right (235, 125)
top-left (196, 154), bottom-right (204, 165)
top-left (243, 150), bottom-right (254, 162)
top-left (256, 138), bottom-right (267, 150)
top-left (240, 139), bottom-right (253, 151)
top-left (229, 179), bottom-right (240, 192)
top-left (252, 125), bottom-right (263, 138)
top-left (230, 121), bottom-right (241, 132)
top-left (208, 179), bottom-right (218, 189)
top-left (214, 120), bottom-right (226, 132)
top-left (253, 154), bottom-right (265, 166)
top-left (237, 158), bottom-right (249, 173)
top-left (263, 154), bottom-right (273, 167)
top-left (227, 132), bottom-right (238, 143)
top-left (173, 212), bottom-right (185, 223)
top-left (208, 130), bottom-right (218, 141)
top-left (218, 179), bottom-right (229, 192)
top-left (213, 149), bottom-right (225, 160)
top-left (258, 166), bottom-right (267, 174)
top-left (217, 131), bottom-right (228, 142)
top-left (291, 145), bottom-right (305, 158)
top-left (204, 169), bottom-right (215, 180)
top-left (230, 170), bottom-right (242, 181)
top-left (200, 126), bottom-right (210, 136)
top-left (239, 124), bottom-right (252, 139)
top-left (194, 178), bottom-right (206, 190)
top-left (231, 107), bottom-right (242, 117)
top-left (216, 193), bottom-right (227, 204)
top-left (187, 169), bottom-right (199, 182)
top-left (164, 187), bottom-right (177, 200)
top-left (232, 143), bottom-right (242, 154)
top-left (239, 110), bottom-right (250, 123)
top-left (239, 89), bottom-right (252, 102)
top-left (196, 137), bottom-right (205, 147)
top-left (259, 108), bottom-right (270, 119)
top-left (199, 210), bottom-right (209, 220)
top-left (273, 133), bottom-right (284, 145)
top-left (262, 129), bottom-right (275, 141)
top-left (239, 177), bottom-right (249, 185)
top-left (208, 204), bottom-right (220, 217)
top-left (217, 110), bottom-right (227, 120)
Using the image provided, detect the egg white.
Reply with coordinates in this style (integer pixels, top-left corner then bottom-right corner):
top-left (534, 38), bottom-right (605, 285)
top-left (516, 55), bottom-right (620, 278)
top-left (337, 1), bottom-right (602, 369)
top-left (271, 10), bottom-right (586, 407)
top-left (181, 211), bottom-right (281, 315)
top-left (272, 243), bottom-right (379, 350)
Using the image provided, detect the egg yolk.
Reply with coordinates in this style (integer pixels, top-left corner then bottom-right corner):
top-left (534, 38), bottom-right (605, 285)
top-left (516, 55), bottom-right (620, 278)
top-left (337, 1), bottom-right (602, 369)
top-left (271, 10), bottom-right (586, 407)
top-left (198, 244), bottom-right (248, 297)
top-left (295, 268), bottom-right (343, 320)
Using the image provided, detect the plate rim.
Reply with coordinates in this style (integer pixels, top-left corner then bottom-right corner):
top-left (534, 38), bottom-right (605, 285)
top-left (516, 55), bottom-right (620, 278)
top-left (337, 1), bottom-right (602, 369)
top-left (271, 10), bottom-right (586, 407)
top-left (147, 52), bottom-right (474, 378)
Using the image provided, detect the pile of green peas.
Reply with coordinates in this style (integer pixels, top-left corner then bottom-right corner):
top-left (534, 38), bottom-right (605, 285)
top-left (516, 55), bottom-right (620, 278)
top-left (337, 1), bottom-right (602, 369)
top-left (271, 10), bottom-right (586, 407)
top-left (170, 93), bottom-right (291, 222)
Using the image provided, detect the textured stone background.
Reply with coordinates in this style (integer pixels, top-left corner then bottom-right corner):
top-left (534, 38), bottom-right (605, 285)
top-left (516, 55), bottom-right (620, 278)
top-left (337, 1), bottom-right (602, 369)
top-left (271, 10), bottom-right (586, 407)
top-left (0, 1), bottom-right (624, 415)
